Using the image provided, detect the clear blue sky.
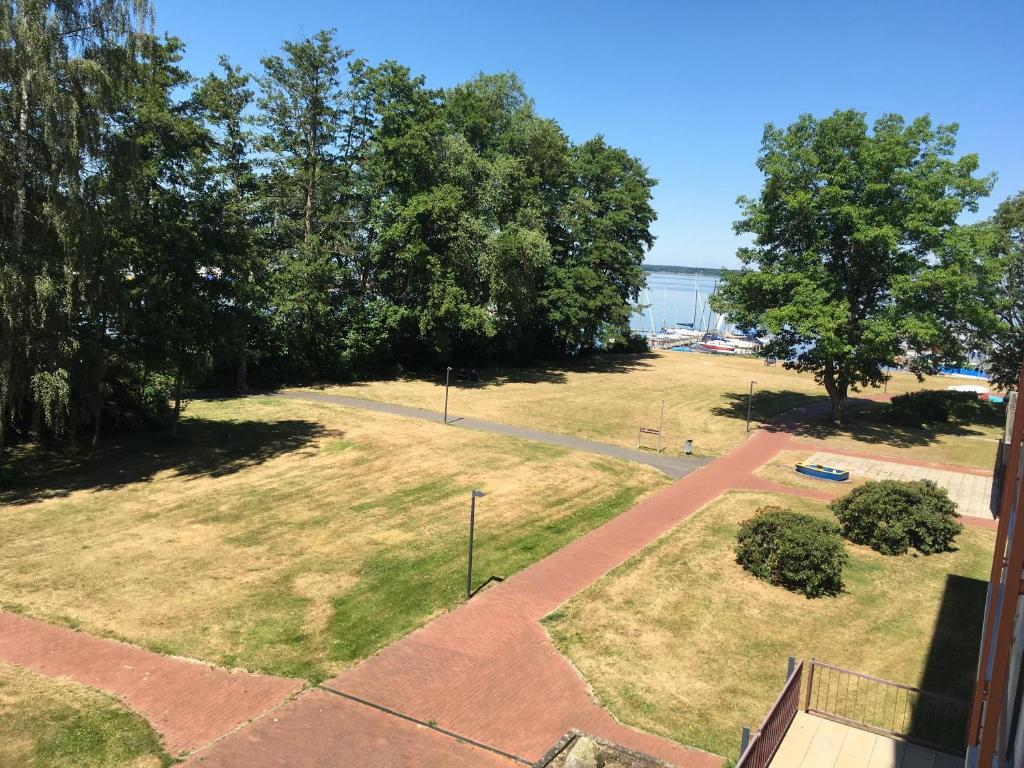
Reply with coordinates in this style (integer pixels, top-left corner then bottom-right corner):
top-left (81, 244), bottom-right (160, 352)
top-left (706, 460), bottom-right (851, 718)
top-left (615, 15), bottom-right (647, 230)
top-left (158, 0), bottom-right (1022, 268)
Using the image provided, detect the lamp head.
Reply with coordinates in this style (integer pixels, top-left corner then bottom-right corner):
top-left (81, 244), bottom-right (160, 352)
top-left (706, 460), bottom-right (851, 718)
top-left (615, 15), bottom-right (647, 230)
top-left (472, 489), bottom-right (486, 498)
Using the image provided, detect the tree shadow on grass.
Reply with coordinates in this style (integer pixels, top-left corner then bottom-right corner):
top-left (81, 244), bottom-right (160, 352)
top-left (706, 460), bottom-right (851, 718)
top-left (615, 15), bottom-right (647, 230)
top-left (788, 399), bottom-right (1001, 450)
top-left (326, 352), bottom-right (662, 391)
top-left (0, 417), bottom-right (334, 506)
top-left (709, 388), bottom-right (826, 426)
top-left (714, 391), bottom-right (999, 453)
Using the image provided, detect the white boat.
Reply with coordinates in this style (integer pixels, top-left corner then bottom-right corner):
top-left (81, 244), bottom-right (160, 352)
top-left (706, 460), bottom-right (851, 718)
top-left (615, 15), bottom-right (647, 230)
top-left (696, 338), bottom-right (739, 354)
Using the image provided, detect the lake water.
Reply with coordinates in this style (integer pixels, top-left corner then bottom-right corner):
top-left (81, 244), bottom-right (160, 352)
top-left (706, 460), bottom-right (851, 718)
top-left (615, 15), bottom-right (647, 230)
top-left (632, 270), bottom-right (730, 334)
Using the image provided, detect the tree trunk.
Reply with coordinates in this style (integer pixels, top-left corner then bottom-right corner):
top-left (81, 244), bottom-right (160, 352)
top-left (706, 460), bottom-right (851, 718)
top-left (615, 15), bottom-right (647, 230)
top-left (822, 362), bottom-right (848, 425)
top-left (0, 339), bottom-right (13, 478)
top-left (13, 76), bottom-right (29, 259)
top-left (171, 366), bottom-right (183, 437)
top-left (304, 124), bottom-right (316, 241)
top-left (30, 401), bottom-right (42, 441)
top-left (235, 331), bottom-right (248, 394)
top-left (90, 312), bottom-right (108, 448)
top-left (91, 396), bottom-right (102, 447)
top-left (829, 392), bottom-right (846, 424)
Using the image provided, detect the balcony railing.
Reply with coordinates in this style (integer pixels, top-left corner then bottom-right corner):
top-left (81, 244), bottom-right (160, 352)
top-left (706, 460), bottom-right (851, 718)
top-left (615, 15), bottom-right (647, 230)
top-left (804, 658), bottom-right (969, 755)
top-left (736, 659), bottom-right (804, 768)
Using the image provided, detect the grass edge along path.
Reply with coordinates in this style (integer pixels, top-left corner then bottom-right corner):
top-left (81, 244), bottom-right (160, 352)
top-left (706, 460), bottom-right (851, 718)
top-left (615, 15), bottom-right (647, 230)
top-left (0, 611), bottom-right (305, 758)
top-left (0, 660), bottom-right (174, 768)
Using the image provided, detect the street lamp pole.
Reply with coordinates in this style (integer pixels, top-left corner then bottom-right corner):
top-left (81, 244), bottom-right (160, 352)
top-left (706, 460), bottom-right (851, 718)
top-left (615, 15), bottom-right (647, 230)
top-left (746, 380), bottom-right (757, 432)
top-left (443, 366), bottom-right (452, 424)
top-left (467, 489), bottom-right (485, 599)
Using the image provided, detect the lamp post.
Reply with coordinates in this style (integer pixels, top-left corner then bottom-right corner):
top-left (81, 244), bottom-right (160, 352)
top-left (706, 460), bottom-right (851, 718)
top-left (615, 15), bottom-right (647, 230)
top-left (467, 489), bottom-right (485, 599)
top-left (443, 366), bottom-right (452, 424)
top-left (746, 380), bottom-right (757, 432)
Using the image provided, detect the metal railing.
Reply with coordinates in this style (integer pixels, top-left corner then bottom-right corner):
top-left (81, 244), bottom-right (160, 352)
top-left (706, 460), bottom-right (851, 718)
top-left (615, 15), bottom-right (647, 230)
top-left (805, 659), bottom-right (969, 755)
top-left (736, 659), bottom-right (804, 768)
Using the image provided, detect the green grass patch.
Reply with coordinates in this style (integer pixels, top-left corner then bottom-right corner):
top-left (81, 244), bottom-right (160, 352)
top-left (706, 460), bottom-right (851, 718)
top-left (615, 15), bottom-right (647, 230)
top-left (328, 483), bottom-right (648, 664)
top-left (0, 662), bottom-right (171, 768)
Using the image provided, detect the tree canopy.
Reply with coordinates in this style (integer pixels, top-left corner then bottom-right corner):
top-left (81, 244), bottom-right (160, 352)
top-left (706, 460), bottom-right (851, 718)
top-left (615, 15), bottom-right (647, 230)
top-left (711, 110), bottom-right (993, 422)
top-left (0, 10), bottom-right (656, 459)
top-left (975, 193), bottom-right (1024, 390)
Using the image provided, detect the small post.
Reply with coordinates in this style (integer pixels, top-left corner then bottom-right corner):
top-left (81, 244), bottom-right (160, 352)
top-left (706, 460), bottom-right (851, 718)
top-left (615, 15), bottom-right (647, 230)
top-left (805, 657), bottom-right (816, 711)
top-left (443, 366), bottom-right (452, 424)
top-left (658, 399), bottom-right (665, 452)
top-left (884, 366), bottom-right (889, 394)
top-left (746, 380), bottom-right (757, 432)
top-left (684, 439), bottom-right (693, 456)
top-left (739, 726), bottom-right (751, 756)
top-left (466, 489), bottom-right (485, 599)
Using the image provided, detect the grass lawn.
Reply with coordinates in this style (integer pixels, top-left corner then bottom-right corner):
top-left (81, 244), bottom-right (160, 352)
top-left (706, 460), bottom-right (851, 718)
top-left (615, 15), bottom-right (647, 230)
top-left (300, 352), bottom-right (940, 458)
top-left (0, 662), bottom-right (170, 768)
top-left (0, 396), bottom-right (667, 682)
top-left (544, 491), bottom-right (994, 761)
top-left (791, 399), bottom-right (1003, 469)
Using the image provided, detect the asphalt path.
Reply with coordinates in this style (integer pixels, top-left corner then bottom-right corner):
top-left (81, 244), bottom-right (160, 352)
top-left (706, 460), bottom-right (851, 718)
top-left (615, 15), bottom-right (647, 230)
top-left (276, 390), bottom-right (710, 479)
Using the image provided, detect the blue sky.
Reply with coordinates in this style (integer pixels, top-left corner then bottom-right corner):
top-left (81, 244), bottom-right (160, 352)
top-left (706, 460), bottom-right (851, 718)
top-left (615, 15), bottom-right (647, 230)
top-left (158, 1), bottom-right (1022, 268)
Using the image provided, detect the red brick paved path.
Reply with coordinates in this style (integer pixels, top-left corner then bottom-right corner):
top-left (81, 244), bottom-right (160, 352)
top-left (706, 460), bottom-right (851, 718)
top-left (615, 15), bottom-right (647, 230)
top-left (0, 611), bottom-right (303, 756)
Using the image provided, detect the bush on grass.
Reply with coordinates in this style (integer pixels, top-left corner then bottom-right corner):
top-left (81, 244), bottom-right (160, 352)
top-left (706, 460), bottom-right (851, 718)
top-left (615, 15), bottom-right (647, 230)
top-left (883, 390), bottom-right (991, 428)
top-left (829, 480), bottom-right (963, 555)
top-left (735, 506), bottom-right (847, 598)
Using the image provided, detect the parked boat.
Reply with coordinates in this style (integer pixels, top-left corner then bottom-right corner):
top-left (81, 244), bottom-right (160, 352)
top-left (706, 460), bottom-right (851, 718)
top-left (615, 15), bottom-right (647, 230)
top-left (795, 463), bottom-right (850, 482)
top-left (696, 338), bottom-right (739, 354)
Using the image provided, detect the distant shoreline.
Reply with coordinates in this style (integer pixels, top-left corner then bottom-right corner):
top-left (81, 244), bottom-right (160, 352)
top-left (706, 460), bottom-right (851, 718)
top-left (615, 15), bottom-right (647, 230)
top-left (642, 264), bottom-right (725, 277)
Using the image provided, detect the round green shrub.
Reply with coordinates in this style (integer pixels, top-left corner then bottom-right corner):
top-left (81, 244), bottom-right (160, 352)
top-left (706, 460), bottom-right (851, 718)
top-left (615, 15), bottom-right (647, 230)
top-left (735, 506), bottom-right (848, 598)
top-left (829, 480), bottom-right (963, 555)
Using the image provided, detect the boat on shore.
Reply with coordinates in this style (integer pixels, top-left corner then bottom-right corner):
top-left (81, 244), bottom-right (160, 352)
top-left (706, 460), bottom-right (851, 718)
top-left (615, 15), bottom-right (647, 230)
top-left (795, 463), bottom-right (850, 482)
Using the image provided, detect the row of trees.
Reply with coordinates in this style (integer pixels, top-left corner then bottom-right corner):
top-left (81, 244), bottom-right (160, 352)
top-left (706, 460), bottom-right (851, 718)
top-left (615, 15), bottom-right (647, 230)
top-left (1, 3), bottom-right (656, 452)
top-left (711, 110), bottom-right (1022, 422)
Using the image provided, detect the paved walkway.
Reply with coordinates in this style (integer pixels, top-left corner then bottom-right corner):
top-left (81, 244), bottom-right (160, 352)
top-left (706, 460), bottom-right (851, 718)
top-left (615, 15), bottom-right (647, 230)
top-left (276, 390), bottom-right (710, 479)
top-left (770, 712), bottom-right (960, 768)
top-left (805, 450), bottom-right (995, 520)
top-left (0, 612), bottom-right (303, 756)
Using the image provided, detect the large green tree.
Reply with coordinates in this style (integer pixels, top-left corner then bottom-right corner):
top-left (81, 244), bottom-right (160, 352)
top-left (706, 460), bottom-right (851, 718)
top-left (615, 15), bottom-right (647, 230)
top-left (192, 56), bottom-right (265, 392)
top-left (712, 110), bottom-right (992, 423)
top-left (969, 192), bottom-right (1024, 390)
top-left (0, 0), bottom-right (152, 457)
top-left (987, 194), bottom-right (1024, 389)
top-left (544, 136), bottom-right (656, 354)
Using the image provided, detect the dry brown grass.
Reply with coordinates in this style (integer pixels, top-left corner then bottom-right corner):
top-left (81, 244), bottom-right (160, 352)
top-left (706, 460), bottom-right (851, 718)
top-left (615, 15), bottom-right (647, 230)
top-left (0, 396), bottom-right (666, 680)
top-left (303, 352), bottom-right (943, 458)
top-left (0, 662), bottom-right (169, 768)
top-left (545, 490), bottom-right (994, 760)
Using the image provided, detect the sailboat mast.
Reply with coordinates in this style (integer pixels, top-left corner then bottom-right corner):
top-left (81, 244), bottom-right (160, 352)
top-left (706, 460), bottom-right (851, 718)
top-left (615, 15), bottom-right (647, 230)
top-left (692, 272), bottom-right (698, 328)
